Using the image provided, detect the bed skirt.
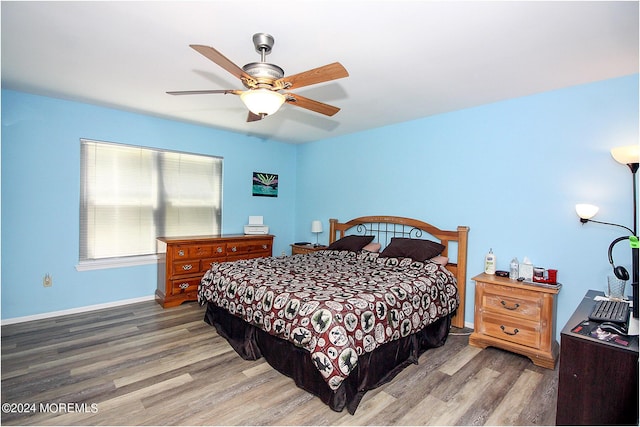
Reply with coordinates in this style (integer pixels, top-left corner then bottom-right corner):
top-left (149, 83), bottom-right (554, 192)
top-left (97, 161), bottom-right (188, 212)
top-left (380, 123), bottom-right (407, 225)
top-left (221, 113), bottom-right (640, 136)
top-left (204, 303), bottom-right (452, 414)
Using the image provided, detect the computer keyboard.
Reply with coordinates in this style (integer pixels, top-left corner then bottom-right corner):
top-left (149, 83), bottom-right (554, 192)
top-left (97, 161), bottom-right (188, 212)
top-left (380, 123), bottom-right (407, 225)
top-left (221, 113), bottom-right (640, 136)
top-left (588, 299), bottom-right (630, 324)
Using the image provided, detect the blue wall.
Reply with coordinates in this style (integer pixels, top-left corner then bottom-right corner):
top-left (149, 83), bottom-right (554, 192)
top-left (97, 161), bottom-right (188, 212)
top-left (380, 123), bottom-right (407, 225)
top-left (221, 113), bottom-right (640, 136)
top-left (2, 74), bottom-right (638, 335)
top-left (295, 74), bottom-right (639, 332)
top-left (1, 90), bottom-right (297, 319)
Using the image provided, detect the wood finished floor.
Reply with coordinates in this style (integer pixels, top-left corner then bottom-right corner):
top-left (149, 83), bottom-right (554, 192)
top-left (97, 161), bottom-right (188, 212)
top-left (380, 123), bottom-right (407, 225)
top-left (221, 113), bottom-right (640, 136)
top-left (1, 301), bottom-right (558, 426)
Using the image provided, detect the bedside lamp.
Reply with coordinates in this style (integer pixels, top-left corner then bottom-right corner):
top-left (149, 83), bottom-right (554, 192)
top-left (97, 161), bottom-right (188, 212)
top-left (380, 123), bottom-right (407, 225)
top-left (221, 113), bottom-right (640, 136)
top-left (311, 220), bottom-right (323, 247)
top-left (575, 144), bottom-right (639, 324)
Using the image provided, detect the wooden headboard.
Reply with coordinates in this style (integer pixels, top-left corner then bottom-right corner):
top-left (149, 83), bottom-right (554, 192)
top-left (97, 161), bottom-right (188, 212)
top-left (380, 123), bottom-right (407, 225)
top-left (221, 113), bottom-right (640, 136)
top-left (329, 216), bottom-right (469, 329)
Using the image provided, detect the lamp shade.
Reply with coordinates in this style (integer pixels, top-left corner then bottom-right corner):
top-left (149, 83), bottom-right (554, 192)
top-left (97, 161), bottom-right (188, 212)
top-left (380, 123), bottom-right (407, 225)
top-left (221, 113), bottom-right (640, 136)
top-left (575, 203), bottom-right (599, 220)
top-left (240, 89), bottom-right (285, 116)
top-left (311, 220), bottom-right (323, 233)
top-left (611, 145), bottom-right (640, 165)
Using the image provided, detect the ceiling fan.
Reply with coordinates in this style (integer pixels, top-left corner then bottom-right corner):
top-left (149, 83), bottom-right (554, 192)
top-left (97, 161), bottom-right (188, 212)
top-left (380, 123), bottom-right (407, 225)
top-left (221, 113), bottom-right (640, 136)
top-left (167, 33), bottom-right (349, 122)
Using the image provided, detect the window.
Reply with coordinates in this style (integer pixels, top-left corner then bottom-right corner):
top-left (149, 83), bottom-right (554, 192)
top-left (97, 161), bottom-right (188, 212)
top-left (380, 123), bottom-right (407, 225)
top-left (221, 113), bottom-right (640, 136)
top-left (79, 139), bottom-right (222, 268)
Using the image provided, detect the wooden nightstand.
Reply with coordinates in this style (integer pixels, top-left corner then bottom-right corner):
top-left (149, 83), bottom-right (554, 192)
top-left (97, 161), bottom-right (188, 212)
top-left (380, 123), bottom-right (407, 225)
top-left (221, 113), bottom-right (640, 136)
top-left (290, 243), bottom-right (327, 255)
top-left (469, 273), bottom-right (560, 369)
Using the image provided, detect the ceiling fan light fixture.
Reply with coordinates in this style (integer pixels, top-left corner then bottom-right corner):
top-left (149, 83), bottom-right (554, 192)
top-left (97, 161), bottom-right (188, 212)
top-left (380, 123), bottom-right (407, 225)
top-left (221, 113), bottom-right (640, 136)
top-left (240, 89), bottom-right (285, 116)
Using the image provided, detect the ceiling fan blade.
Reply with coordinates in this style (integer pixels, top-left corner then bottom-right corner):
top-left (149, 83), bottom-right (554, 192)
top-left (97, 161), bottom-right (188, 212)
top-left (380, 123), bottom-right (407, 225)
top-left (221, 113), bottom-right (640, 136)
top-left (275, 62), bottom-right (348, 90)
top-left (166, 89), bottom-right (242, 96)
top-left (246, 111), bottom-right (264, 122)
top-left (189, 44), bottom-right (255, 84)
top-left (284, 93), bottom-right (341, 116)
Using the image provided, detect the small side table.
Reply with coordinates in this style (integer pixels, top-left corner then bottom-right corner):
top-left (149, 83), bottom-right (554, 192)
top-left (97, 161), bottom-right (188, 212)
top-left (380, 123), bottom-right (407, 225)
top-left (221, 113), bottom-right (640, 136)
top-left (290, 243), bottom-right (327, 255)
top-left (469, 273), bottom-right (560, 369)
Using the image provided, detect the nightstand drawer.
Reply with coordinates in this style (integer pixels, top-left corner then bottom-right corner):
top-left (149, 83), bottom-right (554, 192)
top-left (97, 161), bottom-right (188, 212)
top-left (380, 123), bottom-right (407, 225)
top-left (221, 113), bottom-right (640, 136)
top-left (480, 311), bottom-right (541, 349)
top-left (480, 283), bottom-right (542, 321)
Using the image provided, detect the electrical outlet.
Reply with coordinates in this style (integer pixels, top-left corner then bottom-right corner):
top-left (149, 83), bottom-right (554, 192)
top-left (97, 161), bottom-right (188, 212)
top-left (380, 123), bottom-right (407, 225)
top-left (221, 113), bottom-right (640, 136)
top-left (43, 274), bottom-right (52, 287)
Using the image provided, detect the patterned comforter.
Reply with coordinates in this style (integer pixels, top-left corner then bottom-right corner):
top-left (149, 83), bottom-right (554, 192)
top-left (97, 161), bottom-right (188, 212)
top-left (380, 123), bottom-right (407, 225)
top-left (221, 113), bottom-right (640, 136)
top-left (198, 250), bottom-right (459, 390)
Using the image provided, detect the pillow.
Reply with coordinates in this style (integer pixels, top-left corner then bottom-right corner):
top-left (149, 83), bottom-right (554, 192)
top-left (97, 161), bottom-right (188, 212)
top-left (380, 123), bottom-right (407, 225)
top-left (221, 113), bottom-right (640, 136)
top-left (379, 237), bottom-right (445, 261)
top-left (429, 255), bottom-right (449, 266)
top-left (327, 235), bottom-right (375, 251)
top-left (362, 242), bottom-right (381, 253)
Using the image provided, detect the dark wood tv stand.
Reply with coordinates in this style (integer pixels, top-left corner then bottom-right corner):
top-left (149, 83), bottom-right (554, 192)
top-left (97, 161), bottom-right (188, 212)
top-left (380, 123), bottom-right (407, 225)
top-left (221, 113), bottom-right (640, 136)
top-left (556, 289), bottom-right (639, 425)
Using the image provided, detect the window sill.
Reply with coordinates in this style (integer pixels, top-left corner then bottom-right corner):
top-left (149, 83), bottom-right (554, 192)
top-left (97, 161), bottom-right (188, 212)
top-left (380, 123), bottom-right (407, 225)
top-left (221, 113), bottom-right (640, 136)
top-left (76, 254), bottom-right (160, 271)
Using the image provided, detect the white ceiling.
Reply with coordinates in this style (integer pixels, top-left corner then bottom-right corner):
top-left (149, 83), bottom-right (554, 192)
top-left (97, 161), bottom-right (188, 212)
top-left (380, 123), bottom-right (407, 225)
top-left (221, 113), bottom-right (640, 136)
top-left (2, 1), bottom-right (638, 144)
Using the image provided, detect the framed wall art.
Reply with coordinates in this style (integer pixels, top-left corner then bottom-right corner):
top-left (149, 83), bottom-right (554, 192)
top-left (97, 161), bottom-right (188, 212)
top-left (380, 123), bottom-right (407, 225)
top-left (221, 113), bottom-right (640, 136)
top-left (252, 172), bottom-right (278, 197)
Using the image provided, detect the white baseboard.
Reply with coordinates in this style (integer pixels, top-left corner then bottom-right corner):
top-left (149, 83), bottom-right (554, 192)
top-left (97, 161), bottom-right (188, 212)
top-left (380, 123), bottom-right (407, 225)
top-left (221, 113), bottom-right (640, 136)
top-left (1, 295), bottom-right (156, 325)
top-left (465, 320), bottom-right (474, 330)
top-left (2, 296), bottom-right (475, 330)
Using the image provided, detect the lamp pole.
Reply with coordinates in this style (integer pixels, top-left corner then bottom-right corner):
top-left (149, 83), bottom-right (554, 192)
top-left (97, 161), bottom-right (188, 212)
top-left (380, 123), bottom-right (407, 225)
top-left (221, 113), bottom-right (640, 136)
top-left (629, 163), bottom-right (638, 318)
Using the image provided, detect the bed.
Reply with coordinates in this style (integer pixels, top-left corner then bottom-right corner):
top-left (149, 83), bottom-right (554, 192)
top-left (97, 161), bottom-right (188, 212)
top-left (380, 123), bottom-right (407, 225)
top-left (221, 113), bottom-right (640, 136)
top-left (198, 215), bottom-right (469, 414)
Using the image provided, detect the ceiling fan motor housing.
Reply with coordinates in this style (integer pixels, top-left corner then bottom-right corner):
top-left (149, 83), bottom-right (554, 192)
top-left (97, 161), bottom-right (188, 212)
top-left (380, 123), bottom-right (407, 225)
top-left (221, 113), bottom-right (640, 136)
top-left (252, 33), bottom-right (275, 55)
top-left (242, 62), bottom-right (284, 88)
top-left (241, 33), bottom-right (285, 89)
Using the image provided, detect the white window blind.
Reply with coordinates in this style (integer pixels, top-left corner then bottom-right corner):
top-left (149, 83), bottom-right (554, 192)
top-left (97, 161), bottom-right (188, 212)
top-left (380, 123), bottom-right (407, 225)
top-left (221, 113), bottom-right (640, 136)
top-left (80, 139), bottom-right (222, 262)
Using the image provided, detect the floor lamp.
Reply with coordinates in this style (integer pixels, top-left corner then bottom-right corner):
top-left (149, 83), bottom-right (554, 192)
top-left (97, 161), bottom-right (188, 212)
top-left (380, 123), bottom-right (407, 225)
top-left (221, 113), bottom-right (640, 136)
top-left (575, 145), bottom-right (639, 334)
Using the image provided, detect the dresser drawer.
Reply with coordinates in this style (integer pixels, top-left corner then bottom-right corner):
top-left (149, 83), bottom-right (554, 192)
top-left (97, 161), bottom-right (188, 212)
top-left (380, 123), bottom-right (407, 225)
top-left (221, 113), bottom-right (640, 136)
top-left (226, 252), bottom-right (268, 262)
top-left (479, 283), bottom-right (542, 321)
top-left (172, 260), bottom-right (200, 275)
top-left (171, 244), bottom-right (226, 259)
top-left (171, 245), bottom-right (192, 259)
top-left (226, 240), bottom-right (272, 256)
top-left (199, 244), bottom-right (226, 257)
top-left (480, 311), bottom-right (541, 349)
top-left (170, 277), bottom-right (201, 296)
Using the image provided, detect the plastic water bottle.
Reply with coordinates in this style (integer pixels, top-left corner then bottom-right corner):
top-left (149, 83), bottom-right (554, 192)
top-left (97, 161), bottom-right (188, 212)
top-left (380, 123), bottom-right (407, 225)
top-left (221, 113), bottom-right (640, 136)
top-left (509, 257), bottom-right (519, 279)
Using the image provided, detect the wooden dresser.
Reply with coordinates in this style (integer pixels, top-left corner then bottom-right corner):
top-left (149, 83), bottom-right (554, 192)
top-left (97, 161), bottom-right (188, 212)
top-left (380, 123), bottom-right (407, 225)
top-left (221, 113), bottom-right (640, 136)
top-left (156, 234), bottom-right (274, 308)
top-left (469, 273), bottom-right (560, 369)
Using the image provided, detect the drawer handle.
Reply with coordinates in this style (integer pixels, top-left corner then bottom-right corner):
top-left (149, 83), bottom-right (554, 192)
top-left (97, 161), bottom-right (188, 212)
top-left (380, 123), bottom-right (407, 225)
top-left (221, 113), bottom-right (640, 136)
top-left (500, 325), bottom-right (519, 336)
top-left (178, 249), bottom-right (185, 257)
top-left (216, 247), bottom-right (223, 253)
top-left (182, 264), bottom-right (193, 270)
top-left (262, 244), bottom-right (267, 249)
top-left (179, 283), bottom-right (189, 290)
top-left (231, 246), bottom-right (237, 252)
top-left (500, 300), bottom-right (520, 310)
